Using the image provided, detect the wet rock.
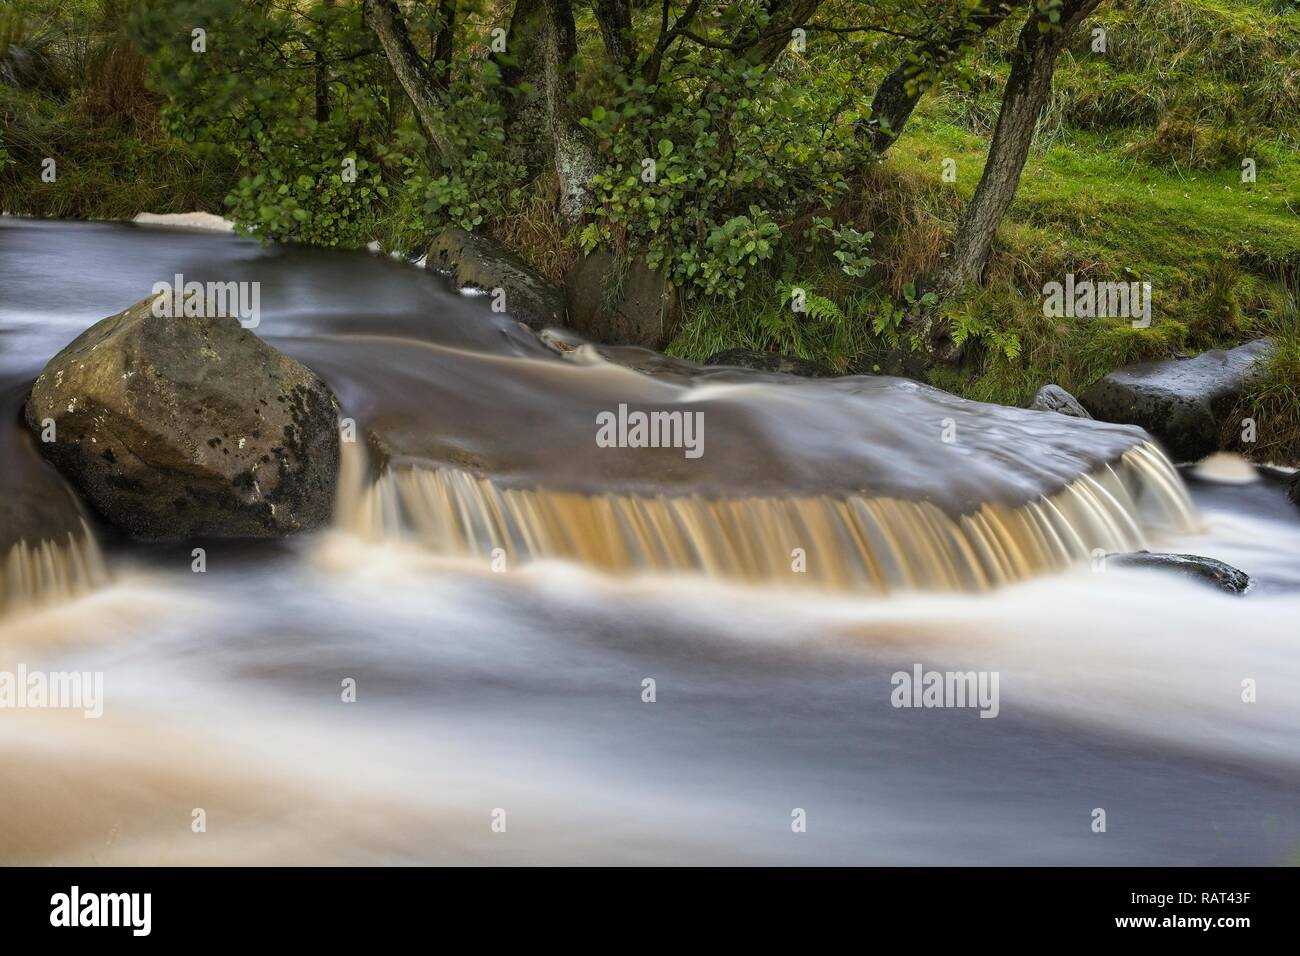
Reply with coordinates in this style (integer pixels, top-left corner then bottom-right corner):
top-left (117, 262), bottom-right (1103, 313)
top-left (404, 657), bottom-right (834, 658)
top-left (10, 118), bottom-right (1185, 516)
top-left (426, 228), bottom-right (566, 330)
top-left (1106, 551), bottom-right (1251, 594)
top-left (564, 251), bottom-right (680, 350)
top-left (0, 384), bottom-right (106, 617)
top-left (1080, 340), bottom-right (1272, 462)
top-left (1028, 384), bottom-right (1091, 419)
top-left (1290, 472), bottom-right (1299, 510)
top-left (25, 295), bottom-right (340, 540)
top-left (704, 348), bottom-right (834, 378)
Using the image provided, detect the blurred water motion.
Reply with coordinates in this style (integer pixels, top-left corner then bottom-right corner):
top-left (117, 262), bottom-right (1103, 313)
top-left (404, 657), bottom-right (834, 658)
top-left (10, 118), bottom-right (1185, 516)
top-left (1, 219), bottom-right (1297, 865)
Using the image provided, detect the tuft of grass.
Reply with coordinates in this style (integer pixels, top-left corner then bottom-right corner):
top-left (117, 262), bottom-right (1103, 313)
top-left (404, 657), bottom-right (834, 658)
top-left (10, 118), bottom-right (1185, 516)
top-left (667, 271), bottom-right (871, 373)
top-left (1231, 271), bottom-right (1300, 463)
top-left (487, 172), bottom-right (575, 283)
top-left (837, 160), bottom-right (961, 297)
top-left (1126, 113), bottom-right (1256, 171)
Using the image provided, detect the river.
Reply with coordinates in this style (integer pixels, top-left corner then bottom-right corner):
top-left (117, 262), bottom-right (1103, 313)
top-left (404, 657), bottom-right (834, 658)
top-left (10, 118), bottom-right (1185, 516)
top-left (1, 217), bottom-right (1297, 864)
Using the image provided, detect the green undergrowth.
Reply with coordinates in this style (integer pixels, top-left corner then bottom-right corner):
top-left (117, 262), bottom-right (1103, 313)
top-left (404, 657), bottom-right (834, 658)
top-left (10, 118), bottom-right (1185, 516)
top-left (0, 1), bottom-right (231, 218)
top-left (668, 0), bottom-right (1300, 462)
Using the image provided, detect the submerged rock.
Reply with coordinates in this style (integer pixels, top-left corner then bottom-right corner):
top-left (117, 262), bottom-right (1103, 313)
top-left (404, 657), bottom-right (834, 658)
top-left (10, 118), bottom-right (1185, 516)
top-left (25, 295), bottom-right (340, 540)
top-left (1106, 551), bottom-right (1251, 594)
top-left (1028, 384), bottom-right (1091, 419)
top-left (564, 251), bottom-right (680, 350)
top-left (1080, 340), bottom-right (1271, 462)
top-left (426, 228), bottom-right (566, 330)
top-left (704, 348), bottom-right (834, 378)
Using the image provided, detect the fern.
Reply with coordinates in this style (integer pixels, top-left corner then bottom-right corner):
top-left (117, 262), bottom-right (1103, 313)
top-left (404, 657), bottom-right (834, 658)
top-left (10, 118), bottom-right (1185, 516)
top-left (778, 283), bottom-right (845, 325)
top-left (950, 312), bottom-right (1022, 362)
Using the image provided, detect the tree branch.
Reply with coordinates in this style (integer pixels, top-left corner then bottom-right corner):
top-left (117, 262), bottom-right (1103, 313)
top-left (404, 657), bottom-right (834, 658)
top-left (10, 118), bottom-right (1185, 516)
top-left (642, 0), bottom-right (703, 83)
top-left (361, 0), bottom-right (454, 158)
top-left (861, 1), bottom-right (1024, 154)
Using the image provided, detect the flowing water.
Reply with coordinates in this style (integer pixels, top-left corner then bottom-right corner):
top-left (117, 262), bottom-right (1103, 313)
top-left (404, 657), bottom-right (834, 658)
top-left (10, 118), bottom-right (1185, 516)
top-left (1, 217), bottom-right (1297, 864)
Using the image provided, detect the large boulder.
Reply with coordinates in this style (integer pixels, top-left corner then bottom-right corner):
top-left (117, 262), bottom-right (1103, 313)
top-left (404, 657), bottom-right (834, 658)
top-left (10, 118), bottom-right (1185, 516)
top-left (25, 295), bottom-right (340, 540)
top-left (704, 348), bottom-right (834, 378)
top-left (425, 228), bottom-right (566, 331)
top-left (564, 251), bottom-right (680, 350)
top-left (1028, 384), bottom-right (1091, 419)
top-left (1080, 340), bottom-right (1271, 462)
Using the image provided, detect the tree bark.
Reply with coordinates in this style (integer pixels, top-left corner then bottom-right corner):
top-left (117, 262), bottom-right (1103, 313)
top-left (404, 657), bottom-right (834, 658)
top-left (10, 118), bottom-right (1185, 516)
top-left (737, 0), bottom-right (824, 66)
top-left (430, 0), bottom-right (455, 94)
top-left (933, 0), bottom-right (1102, 290)
top-left (592, 0), bottom-right (636, 72)
top-left (493, 0), bottom-right (596, 228)
top-left (862, 1), bottom-right (1022, 154)
top-left (361, 0), bottom-right (454, 158)
top-left (314, 0), bottom-right (336, 124)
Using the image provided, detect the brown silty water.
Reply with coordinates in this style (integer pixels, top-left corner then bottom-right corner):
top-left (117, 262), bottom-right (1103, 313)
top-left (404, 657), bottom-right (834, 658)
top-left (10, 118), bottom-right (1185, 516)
top-left (3, 218), bottom-right (1299, 867)
top-left (1, 214), bottom-right (1196, 610)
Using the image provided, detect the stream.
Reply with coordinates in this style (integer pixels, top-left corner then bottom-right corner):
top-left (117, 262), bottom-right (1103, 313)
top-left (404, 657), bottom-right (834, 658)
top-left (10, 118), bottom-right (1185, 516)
top-left (1, 217), bottom-right (1297, 865)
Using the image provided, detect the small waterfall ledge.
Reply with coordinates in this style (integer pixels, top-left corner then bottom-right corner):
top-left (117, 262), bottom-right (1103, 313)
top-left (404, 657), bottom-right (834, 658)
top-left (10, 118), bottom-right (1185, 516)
top-left (334, 440), bottom-right (1197, 594)
top-left (0, 522), bottom-right (109, 619)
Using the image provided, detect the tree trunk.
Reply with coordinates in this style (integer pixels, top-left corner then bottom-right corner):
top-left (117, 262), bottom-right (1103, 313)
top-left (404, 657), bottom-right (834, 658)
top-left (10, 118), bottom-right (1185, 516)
top-left (430, 0), bottom-right (455, 94)
top-left (496, 0), bottom-right (597, 229)
top-left (862, 1), bottom-right (1022, 154)
top-left (314, 0), bottom-right (336, 124)
top-left (361, 0), bottom-right (454, 158)
top-left (933, 0), bottom-right (1102, 290)
top-left (592, 0), bottom-right (636, 72)
top-left (543, 0), bottom-right (598, 227)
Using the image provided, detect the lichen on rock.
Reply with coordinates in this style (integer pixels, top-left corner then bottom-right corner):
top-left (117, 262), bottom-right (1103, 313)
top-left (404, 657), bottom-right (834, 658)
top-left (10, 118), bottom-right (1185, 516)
top-left (24, 295), bottom-right (341, 540)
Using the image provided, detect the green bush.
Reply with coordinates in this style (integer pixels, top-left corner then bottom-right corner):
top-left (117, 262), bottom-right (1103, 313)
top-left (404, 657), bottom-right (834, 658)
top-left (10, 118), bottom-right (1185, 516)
top-left (579, 60), bottom-right (868, 299)
top-left (223, 138), bottom-right (387, 247)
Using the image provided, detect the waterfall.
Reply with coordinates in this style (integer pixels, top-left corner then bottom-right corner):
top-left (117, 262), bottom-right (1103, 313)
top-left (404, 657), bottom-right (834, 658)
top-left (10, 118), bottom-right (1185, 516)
top-left (334, 440), bottom-right (1197, 593)
top-left (0, 521), bottom-right (108, 619)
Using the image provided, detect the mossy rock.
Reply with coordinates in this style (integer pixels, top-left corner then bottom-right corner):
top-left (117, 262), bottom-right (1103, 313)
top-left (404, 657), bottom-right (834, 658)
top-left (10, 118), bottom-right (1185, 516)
top-left (1028, 384), bottom-right (1092, 419)
top-left (426, 229), bottom-right (566, 331)
top-left (25, 295), bottom-right (340, 540)
top-left (565, 251), bottom-right (680, 350)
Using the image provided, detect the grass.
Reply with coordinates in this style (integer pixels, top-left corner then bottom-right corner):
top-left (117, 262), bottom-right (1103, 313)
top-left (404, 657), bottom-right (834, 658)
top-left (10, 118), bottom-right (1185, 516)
top-left (667, 0), bottom-right (1300, 463)
top-left (0, 0), bottom-right (231, 219)
top-left (0, 87), bottom-right (232, 217)
top-left (1232, 273), bottom-right (1300, 462)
